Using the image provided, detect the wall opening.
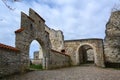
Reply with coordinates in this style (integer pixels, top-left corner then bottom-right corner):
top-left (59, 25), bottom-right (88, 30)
top-left (79, 45), bottom-right (94, 64)
top-left (29, 40), bottom-right (43, 70)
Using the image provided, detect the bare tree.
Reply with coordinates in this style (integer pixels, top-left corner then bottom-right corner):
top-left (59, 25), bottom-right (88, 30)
top-left (1, 0), bottom-right (20, 10)
top-left (0, 0), bottom-right (21, 21)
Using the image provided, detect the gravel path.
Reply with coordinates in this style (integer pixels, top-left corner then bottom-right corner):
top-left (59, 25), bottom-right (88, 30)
top-left (1, 65), bottom-right (120, 80)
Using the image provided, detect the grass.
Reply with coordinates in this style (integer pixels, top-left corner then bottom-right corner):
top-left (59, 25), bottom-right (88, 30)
top-left (30, 64), bottom-right (43, 70)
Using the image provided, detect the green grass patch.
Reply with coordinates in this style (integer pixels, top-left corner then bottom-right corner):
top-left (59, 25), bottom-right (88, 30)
top-left (30, 64), bottom-right (43, 70)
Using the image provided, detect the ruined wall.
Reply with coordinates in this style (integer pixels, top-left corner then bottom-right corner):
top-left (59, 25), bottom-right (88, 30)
top-left (104, 11), bottom-right (120, 63)
top-left (39, 47), bottom-right (43, 59)
top-left (15, 8), bottom-right (51, 70)
top-left (45, 26), bottom-right (64, 52)
top-left (15, 8), bottom-right (70, 70)
top-left (34, 51), bottom-right (39, 59)
top-left (0, 43), bottom-right (20, 78)
top-left (31, 51), bottom-right (43, 65)
top-left (49, 49), bottom-right (70, 69)
top-left (64, 39), bottom-right (105, 67)
top-left (45, 26), bottom-right (70, 68)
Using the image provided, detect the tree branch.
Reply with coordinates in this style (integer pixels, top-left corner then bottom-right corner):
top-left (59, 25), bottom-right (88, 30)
top-left (1, 0), bottom-right (16, 10)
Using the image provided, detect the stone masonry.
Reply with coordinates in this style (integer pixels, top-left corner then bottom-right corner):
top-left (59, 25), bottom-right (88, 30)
top-left (104, 11), bottom-right (120, 63)
top-left (34, 51), bottom-right (39, 59)
top-left (45, 26), bottom-right (64, 52)
top-left (0, 43), bottom-right (20, 78)
top-left (64, 39), bottom-right (105, 67)
top-left (15, 8), bottom-right (70, 70)
top-left (31, 51), bottom-right (43, 65)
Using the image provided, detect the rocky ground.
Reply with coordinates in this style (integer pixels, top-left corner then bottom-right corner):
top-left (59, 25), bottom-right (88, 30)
top-left (1, 65), bottom-right (120, 80)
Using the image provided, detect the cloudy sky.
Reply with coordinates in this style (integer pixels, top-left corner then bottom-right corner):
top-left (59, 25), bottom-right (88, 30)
top-left (0, 0), bottom-right (119, 58)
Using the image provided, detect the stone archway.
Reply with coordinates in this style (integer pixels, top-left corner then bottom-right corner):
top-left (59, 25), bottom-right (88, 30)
top-left (29, 40), bottom-right (43, 68)
top-left (76, 43), bottom-right (105, 67)
top-left (15, 9), bottom-right (51, 71)
top-left (78, 45), bottom-right (94, 64)
top-left (76, 43), bottom-right (96, 65)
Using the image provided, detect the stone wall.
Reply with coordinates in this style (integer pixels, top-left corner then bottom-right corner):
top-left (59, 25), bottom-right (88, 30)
top-left (39, 47), bottom-right (43, 59)
top-left (34, 51), bottom-right (39, 59)
top-left (49, 49), bottom-right (70, 69)
top-left (104, 11), bottom-right (120, 63)
top-left (45, 26), bottom-right (64, 52)
top-left (31, 51), bottom-right (43, 65)
top-left (0, 43), bottom-right (20, 78)
top-left (87, 49), bottom-right (94, 61)
top-left (64, 39), bottom-right (105, 67)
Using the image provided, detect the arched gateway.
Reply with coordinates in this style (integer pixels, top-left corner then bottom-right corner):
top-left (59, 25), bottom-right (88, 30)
top-left (77, 44), bottom-right (95, 64)
top-left (15, 9), bottom-right (51, 71)
top-left (64, 39), bottom-right (105, 67)
top-left (76, 43), bottom-right (103, 67)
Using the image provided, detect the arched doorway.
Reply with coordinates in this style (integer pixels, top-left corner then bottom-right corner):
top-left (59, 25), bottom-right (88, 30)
top-left (79, 45), bottom-right (94, 64)
top-left (29, 40), bottom-right (43, 69)
top-left (76, 43), bottom-right (105, 67)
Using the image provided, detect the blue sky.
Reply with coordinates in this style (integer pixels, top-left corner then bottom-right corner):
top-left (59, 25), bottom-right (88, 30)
top-left (0, 0), bottom-right (119, 58)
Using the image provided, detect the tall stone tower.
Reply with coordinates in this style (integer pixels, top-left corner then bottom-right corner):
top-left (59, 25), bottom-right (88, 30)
top-left (104, 11), bottom-right (120, 63)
